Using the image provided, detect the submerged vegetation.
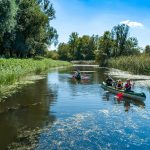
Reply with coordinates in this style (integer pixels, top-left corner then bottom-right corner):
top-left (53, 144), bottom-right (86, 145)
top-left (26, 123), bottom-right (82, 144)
top-left (108, 55), bottom-right (150, 75)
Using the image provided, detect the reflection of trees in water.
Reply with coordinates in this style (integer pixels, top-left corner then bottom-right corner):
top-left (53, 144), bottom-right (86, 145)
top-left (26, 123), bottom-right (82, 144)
top-left (93, 68), bottom-right (106, 83)
top-left (0, 78), bottom-right (56, 149)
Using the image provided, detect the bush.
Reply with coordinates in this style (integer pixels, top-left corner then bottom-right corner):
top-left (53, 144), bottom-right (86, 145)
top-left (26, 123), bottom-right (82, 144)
top-left (33, 56), bottom-right (44, 60)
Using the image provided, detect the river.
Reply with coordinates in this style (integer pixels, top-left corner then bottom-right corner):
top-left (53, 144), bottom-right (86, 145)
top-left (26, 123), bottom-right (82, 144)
top-left (0, 66), bottom-right (150, 150)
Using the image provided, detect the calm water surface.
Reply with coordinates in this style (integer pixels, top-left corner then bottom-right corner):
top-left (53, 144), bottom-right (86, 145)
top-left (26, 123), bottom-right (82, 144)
top-left (0, 66), bottom-right (150, 150)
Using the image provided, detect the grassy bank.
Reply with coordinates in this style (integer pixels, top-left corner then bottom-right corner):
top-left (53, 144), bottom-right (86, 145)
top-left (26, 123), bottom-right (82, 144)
top-left (0, 58), bottom-right (71, 100)
top-left (108, 55), bottom-right (150, 75)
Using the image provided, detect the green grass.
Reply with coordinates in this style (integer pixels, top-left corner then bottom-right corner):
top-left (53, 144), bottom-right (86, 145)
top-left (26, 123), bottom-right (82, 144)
top-left (108, 55), bottom-right (150, 75)
top-left (0, 58), bottom-right (71, 85)
top-left (0, 58), bottom-right (71, 100)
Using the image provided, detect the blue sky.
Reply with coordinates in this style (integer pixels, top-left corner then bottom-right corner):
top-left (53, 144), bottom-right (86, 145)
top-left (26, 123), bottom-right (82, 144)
top-left (50, 0), bottom-right (150, 49)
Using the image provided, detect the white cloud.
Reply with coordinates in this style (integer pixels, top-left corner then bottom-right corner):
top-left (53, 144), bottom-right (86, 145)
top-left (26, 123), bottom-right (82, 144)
top-left (120, 20), bottom-right (143, 27)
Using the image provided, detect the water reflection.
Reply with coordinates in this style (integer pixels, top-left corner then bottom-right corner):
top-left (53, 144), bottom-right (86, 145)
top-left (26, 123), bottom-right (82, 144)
top-left (102, 90), bottom-right (145, 112)
top-left (0, 78), bottom-right (56, 149)
top-left (0, 66), bottom-right (150, 149)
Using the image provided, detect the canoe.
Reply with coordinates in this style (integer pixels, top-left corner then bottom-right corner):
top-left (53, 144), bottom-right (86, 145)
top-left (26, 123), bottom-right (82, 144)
top-left (101, 82), bottom-right (146, 101)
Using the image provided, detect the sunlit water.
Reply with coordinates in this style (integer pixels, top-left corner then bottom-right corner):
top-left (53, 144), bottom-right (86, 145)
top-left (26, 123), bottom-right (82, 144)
top-left (0, 66), bottom-right (150, 150)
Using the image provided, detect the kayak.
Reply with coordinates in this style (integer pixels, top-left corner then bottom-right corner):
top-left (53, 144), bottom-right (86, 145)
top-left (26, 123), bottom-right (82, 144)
top-left (72, 75), bottom-right (90, 80)
top-left (101, 82), bottom-right (146, 101)
top-left (72, 75), bottom-right (81, 80)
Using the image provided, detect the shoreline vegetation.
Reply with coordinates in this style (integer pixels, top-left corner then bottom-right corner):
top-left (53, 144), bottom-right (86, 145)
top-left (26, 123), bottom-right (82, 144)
top-left (1, 0), bottom-right (150, 101)
top-left (108, 55), bottom-right (150, 75)
top-left (0, 58), bottom-right (71, 101)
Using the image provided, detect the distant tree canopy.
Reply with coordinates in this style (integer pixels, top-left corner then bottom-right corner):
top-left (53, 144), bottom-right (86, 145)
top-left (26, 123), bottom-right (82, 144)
top-left (58, 24), bottom-right (141, 63)
top-left (96, 24), bottom-right (140, 66)
top-left (0, 0), bottom-right (58, 58)
top-left (144, 45), bottom-right (150, 54)
top-left (58, 32), bottom-right (96, 61)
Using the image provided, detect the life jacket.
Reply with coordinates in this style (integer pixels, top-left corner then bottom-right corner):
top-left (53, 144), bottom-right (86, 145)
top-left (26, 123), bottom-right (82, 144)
top-left (125, 83), bottom-right (131, 90)
top-left (117, 81), bottom-right (123, 89)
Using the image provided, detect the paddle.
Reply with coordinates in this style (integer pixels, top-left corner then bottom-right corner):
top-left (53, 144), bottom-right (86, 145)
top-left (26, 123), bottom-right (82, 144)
top-left (107, 74), bottom-right (117, 87)
top-left (108, 75), bottom-right (114, 82)
top-left (131, 80), bottom-right (135, 88)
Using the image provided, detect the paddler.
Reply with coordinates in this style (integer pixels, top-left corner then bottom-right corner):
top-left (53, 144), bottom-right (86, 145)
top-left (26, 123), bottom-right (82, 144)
top-left (106, 75), bottom-right (114, 86)
top-left (124, 79), bottom-right (133, 92)
top-left (74, 70), bottom-right (81, 80)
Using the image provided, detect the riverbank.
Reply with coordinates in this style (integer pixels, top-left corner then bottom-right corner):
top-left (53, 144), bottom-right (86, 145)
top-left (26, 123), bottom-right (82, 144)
top-left (0, 58), bottom-right (71, 101)
top-left (108, 55), bottom-right (150, 75)
top-left (71, 60), bottom-right (96, 65)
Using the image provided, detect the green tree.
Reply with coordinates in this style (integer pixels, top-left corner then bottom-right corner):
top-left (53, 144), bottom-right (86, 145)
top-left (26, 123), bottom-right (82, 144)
top-left (14, 0), bottom-right (49, 57)
top-left (125, 37), bottom-right (140, 55)
top-left (79, 35), bottom-right (93, 60)
top-left (87, 35), bottom-right (96, 60)
top-left (58, 43), bottom-right (70, 60)
top-left (68, 32), bottom-right (79, 60)
top-left (111, 24), bottom-right (129, 56)
top-left (0, 0), bottom-right (17, 34)
top-left (144, 45), bottom-right (150, 54)
top-left (0, 0), bottom-right (57, 58)
top-left (37, 0), bottom-right (58, 47)
top-left (99, 31), bottom-right (113, 57)
top-left (95, 31), bottom-right (113, 66)
top-left (46, 50), bottom-right (59, 60)
top-left (0, 0), bottom-right (18, 56)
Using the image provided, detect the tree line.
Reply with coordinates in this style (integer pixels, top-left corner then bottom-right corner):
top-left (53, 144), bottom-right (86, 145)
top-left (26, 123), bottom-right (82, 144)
top-left (0, 0), bottom-right (58, 58)
top-left (1, 1), bottom-right (150, 61)
top-left (57, 24), bottom-right (144, 65)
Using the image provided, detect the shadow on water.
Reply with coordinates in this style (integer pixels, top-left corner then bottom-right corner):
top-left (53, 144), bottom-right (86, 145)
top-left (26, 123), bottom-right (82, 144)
top-left (0, 78), bottom-right (57, 150)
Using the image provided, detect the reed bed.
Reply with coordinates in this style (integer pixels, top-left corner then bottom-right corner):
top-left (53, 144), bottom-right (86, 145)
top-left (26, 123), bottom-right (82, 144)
top-left (108, 55), bottom-right (150, 75)
top-left (0, 58), bottom-right (71, 86)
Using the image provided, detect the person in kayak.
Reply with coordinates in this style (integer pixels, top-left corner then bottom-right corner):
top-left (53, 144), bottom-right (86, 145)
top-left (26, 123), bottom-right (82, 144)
top-left (106, 76), bottom-right (113, 86)
top-left (124, 79), bottom-right (132, 92)
top-left (116, 79), bottom-right (123, 89)
top-left (74, 70), bottom-right (81, 80)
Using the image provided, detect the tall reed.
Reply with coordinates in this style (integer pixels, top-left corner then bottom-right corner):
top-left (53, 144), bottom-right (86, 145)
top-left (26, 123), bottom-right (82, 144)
top-left (108, 55), bottom-right (150, 75)
top-left (0, 58), bottom-right (71, 86)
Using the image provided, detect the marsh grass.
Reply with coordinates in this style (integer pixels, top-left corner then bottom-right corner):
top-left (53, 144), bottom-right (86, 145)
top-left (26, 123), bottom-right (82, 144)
top-left (108, 55), bottom-right (150, 75)
top-left (0, 58), bottom-right (70, 85)
top-left (0, 58), bottom-right (71, 100)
